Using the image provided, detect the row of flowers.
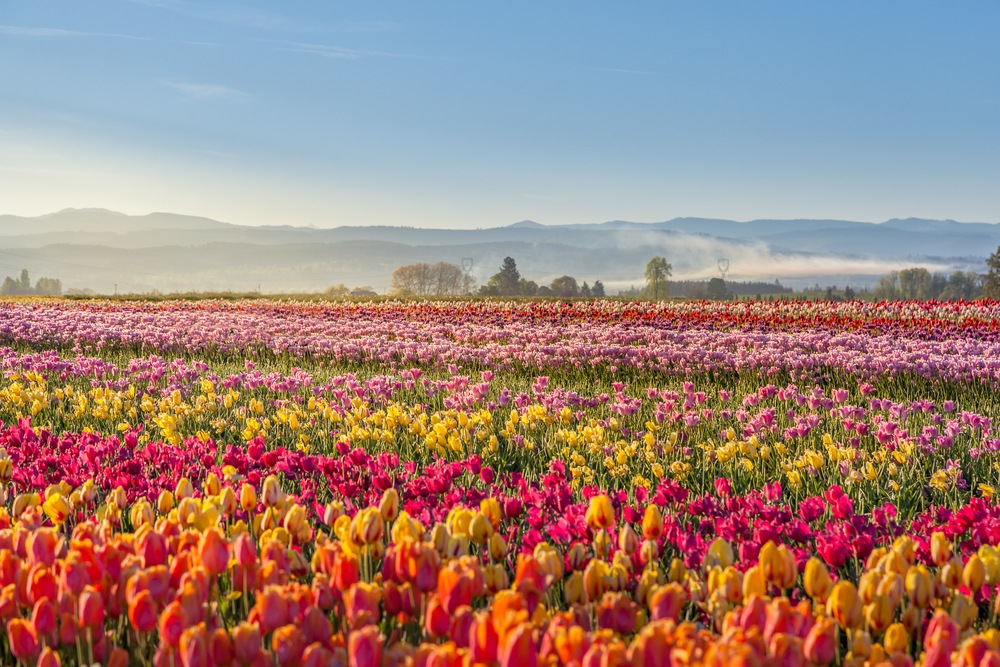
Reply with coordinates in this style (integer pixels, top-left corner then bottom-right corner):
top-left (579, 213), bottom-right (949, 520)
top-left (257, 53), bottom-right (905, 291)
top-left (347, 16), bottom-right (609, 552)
top-left (0, 355), bottom-right (995, 518)
top-left (1, 300), bottom-right (1000, 383)
top-left (2, 461), bottom-right (1000, 666)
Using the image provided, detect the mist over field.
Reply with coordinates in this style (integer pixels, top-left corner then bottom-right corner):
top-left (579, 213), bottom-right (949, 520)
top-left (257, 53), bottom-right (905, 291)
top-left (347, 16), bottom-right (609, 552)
top-left (0, 209), bottom-right (994, 294)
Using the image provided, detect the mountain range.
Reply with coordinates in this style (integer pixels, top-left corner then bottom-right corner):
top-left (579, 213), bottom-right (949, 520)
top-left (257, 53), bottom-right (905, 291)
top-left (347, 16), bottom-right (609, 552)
top-left (0, 209), bottom-right (995, 294)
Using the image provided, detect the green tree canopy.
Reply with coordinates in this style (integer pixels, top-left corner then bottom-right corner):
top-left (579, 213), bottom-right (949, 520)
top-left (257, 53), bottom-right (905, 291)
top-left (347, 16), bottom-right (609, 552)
top-left (644, 256), bottom-right (672, 300)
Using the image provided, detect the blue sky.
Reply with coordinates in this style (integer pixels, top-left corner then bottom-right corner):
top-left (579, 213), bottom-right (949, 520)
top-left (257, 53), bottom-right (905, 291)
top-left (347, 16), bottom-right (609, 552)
top-left (1, 1), bottom-right (998, 229)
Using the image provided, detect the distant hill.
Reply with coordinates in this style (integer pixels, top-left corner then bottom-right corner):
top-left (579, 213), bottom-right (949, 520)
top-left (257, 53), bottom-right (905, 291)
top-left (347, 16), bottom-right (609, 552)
top-left (0, 209), bottom-right (995, 294)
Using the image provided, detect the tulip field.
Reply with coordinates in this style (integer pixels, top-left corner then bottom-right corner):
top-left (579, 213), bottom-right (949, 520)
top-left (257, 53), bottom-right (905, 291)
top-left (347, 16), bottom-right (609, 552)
top-left (3, 298), bottom-right (1000, 667)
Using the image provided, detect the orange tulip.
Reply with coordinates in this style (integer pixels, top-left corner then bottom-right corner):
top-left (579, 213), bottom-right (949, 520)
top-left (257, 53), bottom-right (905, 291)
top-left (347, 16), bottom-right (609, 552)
top-left (470, 611), bottom-right (499, 664)
top-left (197, 528), bottom-right (229, 578)
top-left (179, 623), bottom-right (209, 667)
top-left (159, 600), bottom-right (188, 647)
top-left (803, 616), bottom-right (836, 665)
top-left (135, 529), bottom-right (168, 569)
top-left (769, 632), bottom-right (805, 667)
top-left (272, 624), bottom-right (305, 666)
top-left (38, 647), bottom-right (61, 667)
top-left (30, 597), bottom-right (57, 642)
top-left (249, 586), bottom-right (289, 636)
top-left (231, 621), bottom-right (263, 665)
top-left (302, 643), bottom-right (335, 667)
top-left (500, 624), bottom-right (538, 667)
top-left (26, 529), bottom-right (60, 568)
top-left (77, 585), bottom-right (105, 629)
top-left (344, 581), bottom-right (382, 628)
top-left (649, 583), bottom-right (686, 622)
top-left (302, 606), bottom-right (333, 646)
top-left (438, 566), bottom-right (476, 614)
top-left (923, 609), bottom-right (960, 654)
top-left (425, 596), bottom-right (451, 639)
top-left (7, 617), bottom-right (38, 662)
top-left (128, 589), bottom-right (158, 633)
top-left (348, 625), bottom-right (382, 667)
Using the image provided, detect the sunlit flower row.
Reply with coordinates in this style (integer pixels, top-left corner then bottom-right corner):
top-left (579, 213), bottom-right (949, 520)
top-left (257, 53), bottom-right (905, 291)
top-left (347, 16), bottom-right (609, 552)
top-left (3, 465), bottom-right (1000, 666)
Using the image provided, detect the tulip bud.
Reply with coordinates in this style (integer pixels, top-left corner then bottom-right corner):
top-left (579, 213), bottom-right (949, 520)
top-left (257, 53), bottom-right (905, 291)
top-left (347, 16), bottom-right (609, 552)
top-left (667, 558), bottom-right (687, 584)
top-left (641, 505), bottom-right (663, 540)
top-left (78, 585), bottom-right (106, 629)
top-left (649, 583), bottom-right (686, 621)
top-left (805, 558), bottom-right (833, 602)
top-left (617, 525), bottom-right (639, 555)
top-left (232, 622), bottom-right (262, 665)
top-left (742, 565), bottom-right (767, 599)
top-left (963, 554), bottom-right (986, 592)
top-left (951, 593), bottom-right (977, 630)
top-left (585, 494), bottom-right (615, 532)
top-left (803, 616), bottom-right (837, 666)
top-left (129, 500), bottom-right (154, 529)
top-left (583, 559), bottom-right (610, 602)
top-left (564, 571), bottom-right (585, 606)
top-left (217, 487), bottom-right (237, 517)
top-left (379, 489), bottom-right (400, 523)
top-left (261, 475), bottom-right (282, 508)
top-left (865, 594), bottom-right (894, 634)
top-left (470, 514), bottom-right (494, 544)
top-left (705, 538), bottom-right (735, 570)
top-left (350, 508), bottom-right (384, 546)
top-left (430, 523), bottom-right (449, 554)
top-left (930, 532), bottom-right (952, 567)
top-left (175, 477), bottom-right (194, 501)
top-left (639, 539), bottom-right (660, 567)
top-left (827, 580), bottom-right (863, 630)
top-left (883, 623), bottom-right (909, 654)
top-left (199, 528), bottom-right (230, 577)
top-left (905, 565), bottom-right (933, 609)
top-left (479, 497), bottom-right (502, 528)
top-left (42, 493), bottom-right (71, 525)
top-left (489, 533), bottom-right (508, 562)
top-left (759, 540), bottom-right (796, 590)
top-left (979, 545), bottom-right (1000, 585)
top-left (156, 490), bottom-right (174, 515)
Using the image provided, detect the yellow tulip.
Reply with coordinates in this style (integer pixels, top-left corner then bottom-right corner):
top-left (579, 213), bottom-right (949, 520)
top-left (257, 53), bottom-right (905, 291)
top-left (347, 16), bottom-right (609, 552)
top-left (585, 494), bottom-right (615, 531)
top-left (962, 554), bottom-right (986, 592)
top-left (930, 532), bottom-right (952, 567)
top-left (904, 565), bottom-right (933, 609)
top-left (804, 558), bottom-right (833, 602)
top-left (883, 623), bottom-right (909, 654)
top-left (704, 538), bottom-right (734, 570)
top-left (641, 505), bottom-right (663, 540)
top-left (42, 492), bottom-right (71, 525)
top-left (827, 581), bottom-right (863, 630)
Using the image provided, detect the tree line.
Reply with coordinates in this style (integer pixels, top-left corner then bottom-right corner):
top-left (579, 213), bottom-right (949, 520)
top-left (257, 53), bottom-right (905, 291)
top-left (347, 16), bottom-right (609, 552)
top-left (477, 257), bottom-right (605, 297)
top-left (1, 269), bottom-right (62, 296)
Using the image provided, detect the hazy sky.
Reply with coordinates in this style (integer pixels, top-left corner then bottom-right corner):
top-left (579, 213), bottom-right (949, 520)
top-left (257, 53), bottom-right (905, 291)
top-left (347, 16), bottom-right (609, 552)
top-left (2, 1), bottom-right (999, 229)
